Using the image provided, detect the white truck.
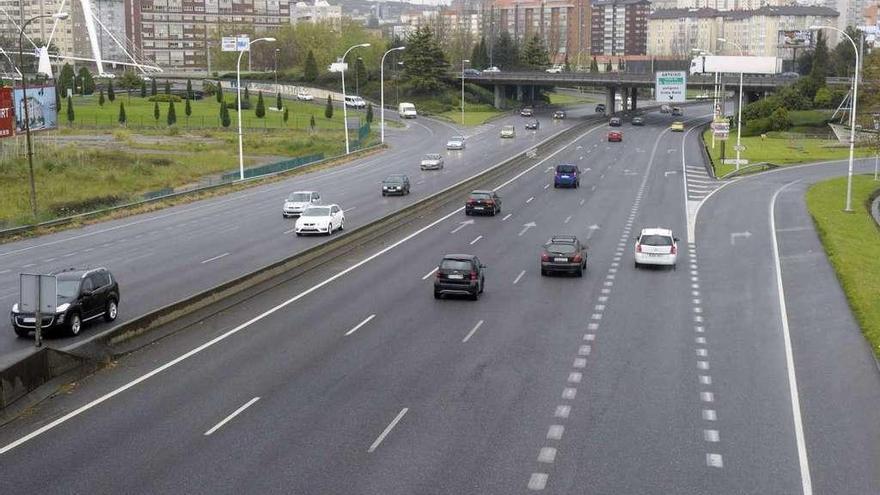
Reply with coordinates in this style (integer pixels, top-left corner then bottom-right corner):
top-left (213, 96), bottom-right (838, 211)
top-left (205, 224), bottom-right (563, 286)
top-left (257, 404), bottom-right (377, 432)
top-left (398, 102), bottom-right (417, 119)
top-left (689, 56), bottom-right (782, 75)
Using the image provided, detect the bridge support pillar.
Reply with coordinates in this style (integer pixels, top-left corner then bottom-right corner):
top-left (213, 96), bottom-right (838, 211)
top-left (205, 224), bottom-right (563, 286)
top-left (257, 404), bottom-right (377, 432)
top-left (530, 85), bottom-right (535, 102)
top-left (494, 84), bottom-right (505, 110)
top-left (630, 87), bottom-right (638, 111)
top-left (516, 85), bottom-right (524, 102)
top-left (606, 86), bottom-right (615, 116)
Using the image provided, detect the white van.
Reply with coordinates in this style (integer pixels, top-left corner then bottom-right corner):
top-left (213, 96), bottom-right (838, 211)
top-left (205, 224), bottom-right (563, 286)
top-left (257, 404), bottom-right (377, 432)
top-left (398, 102), bottom-right (417, 119)
top-left (344, 95), bottom-right (366, 108)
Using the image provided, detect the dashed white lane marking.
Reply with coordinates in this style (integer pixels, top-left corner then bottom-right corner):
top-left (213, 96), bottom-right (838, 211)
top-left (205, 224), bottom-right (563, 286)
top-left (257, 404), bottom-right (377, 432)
top-left (368, 408), bottom-right (408, 453)
top-left (564, 215), bottom-right (572, 224)
top-left (701, 391), bottom-right (714, 403)
top-left (470, 235), bottom-right (483, 245)
top-left (0, 269), bottom-right (9, 274)
top-left (200, 252), bottom-right (230, 264)
top-left (554, 405), bottom-right (571, 418)
top-left (579, 199), bottom-right (585, 206)
top-left (573, 358), bottom-right (587, 368)
top-left (587, 323), bottom-right (599, 330)
top-left (528, 473), bottom-right (549, 491)
top-left (502, 213), bottom-right (512, 221)
top-left (526, 196), bottom-right (534, 204)
top-left (513, 270), bottom-right (526, 285)
top-left (204, 397), bottom-right (260, 436)
top-left (568, 372), bottom-right (583, 383)
top-left (707, 453), bottom-right (724, 468)
top-left (462, 320), bottom-right (484, 343)
top-left (21, 263), bottom-right (35, 268)
top-left (544, 184), bottom-right (550, 190)
top-left (591, 313), bottom-right (602, 320)
top-left (43, 258), bottom-right (56, 263)
top-left (422, 267), bottom-right (438, 280)
top-left (562, 388), bottom-right (577, 400)
top-left (699, 375), bottom-right (712, 385)
top-left (696, 348), bottom-right (708, 357)
top-left (578, 345), bottom-right (592, 356)
top-left (345, 314), bottom-right (376, 336)
top-left (537, 447), bottom-right (557, 463)
top-left (703, 409), bottom-right (717, 421)
top-left (594, 304), bottom-right (605, 311)
top-left (547, 425), bottom-right (565, 440)
top-left (696, 337), bottom-right (706, 344)
top-left (584, 334), bottom-right (595, 341)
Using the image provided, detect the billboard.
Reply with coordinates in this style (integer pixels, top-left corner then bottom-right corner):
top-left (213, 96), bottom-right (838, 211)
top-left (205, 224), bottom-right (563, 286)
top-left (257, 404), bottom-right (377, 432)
top-left (13, 85), bottom-right (57, 133)
top-left (778, 30), bottom-right (813, 47)
top-left (221, 36), bottom-right (237, 51)
top-left (221, 35), bottom-right (250, 52)
top-left (655, 71), bottom-right (686, 102)
top-left (0, 87), bottom-right (14, 138)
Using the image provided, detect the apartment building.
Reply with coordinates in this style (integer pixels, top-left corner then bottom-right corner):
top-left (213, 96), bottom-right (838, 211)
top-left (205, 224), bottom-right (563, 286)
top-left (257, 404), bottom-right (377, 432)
top-left (589, 0), bottom-right (649, 57)
top-left (646, 8), bottom-right (719, 58)
top-left (291, 0), bottom-right (342, 25)
top-left (489, 0), bottom-right (592, 63)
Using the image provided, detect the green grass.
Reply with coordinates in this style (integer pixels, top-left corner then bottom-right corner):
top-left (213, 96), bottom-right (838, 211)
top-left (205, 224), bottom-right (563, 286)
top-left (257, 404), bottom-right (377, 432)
top-left (806, 176), bottom-right (880, 358)
top-left (788, 109), bottom-right (833, 127)
top-left (547, 91), bottom-right (596, 106)
top-left (436, 102), bottom-right (503, 126)
top-left (703, 129), bottom-right (874, 177)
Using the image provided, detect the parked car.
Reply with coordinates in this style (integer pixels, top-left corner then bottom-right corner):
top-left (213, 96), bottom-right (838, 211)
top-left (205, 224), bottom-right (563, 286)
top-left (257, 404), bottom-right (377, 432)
top-left (609, 117), bottom-right (622, 127)
top-left (520, 107), bottom-right (534, 117)
top-left (608, 130), bottom-right (623, 142)
top-left (500, 125), bottom-right (516, 138)
top-left (632, 115), bottom-right (644, 126)
top-left (465, 190), bottom-right (501, 216)
top-left (296, 91), bottom-right (314, 101)
top-left (11, 267), bottom-right (119, 337)
top-left (553, 164), bottom-right (580, 188)
top-left (595, 104), bottom-right (606, 113)
top-left (294, 204), bottom-right (345, 236)
top-left (381, 174), bottom-right (410, 196)
top-left (634, 227), bottom-right (678, 269)
top-left (433, 254), bottom-right (485, 300)
top-left (484, 66), bottom-right (501, 73)
top-left (446, 136), bottom-right (466, 150)
top-left (553, 110), bottom-right (566, 119)
top-left (283, 191), bottom-right (321, 218)
top-left (525, 120), bottom-right (540, 130)
top-left (540, 235), bottom-right (587, 277)
top-left (670, 121), bottom-right (685, 132)
top-left (671, 107), bottom-right (684, 116)
top-left (420, 153), bottom-right (444, 170)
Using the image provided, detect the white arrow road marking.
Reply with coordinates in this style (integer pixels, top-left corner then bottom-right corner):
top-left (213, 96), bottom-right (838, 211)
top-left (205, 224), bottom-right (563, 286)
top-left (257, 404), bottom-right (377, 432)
top-left (586, 224), bottom-right (600, 240)
top-left (665, 171), bottom-right (678, 176)
top-left (519, 222), bottom-right (537, 236)
top-left (450, 219), bottom-right (475, 234)
top-left (730, 231), bottom-right (752, 245)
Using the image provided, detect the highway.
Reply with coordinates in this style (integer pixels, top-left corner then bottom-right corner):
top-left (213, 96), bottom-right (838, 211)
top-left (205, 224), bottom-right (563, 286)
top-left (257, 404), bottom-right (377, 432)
top-left (1, 105), bottom-right (878, 494)
top-left (0, 103), bottom-right (596, 368)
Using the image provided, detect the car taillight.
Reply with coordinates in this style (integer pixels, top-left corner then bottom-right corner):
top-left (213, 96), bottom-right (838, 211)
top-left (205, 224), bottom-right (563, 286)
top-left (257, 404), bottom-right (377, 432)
top-left (436, 271), bottom-right (443, 279)
top-left (670, 244), bottom-right (677, 255)
top-left (572, 254), bottom-right (583, 262)
top-left (636, 243), bottom-right (642, 253)
top-left (470, 271), bottom-right (478, 280)
top-left (467, 199), bottom-right (476, 204)
top-left (485, 200), bottom-right (495, 206)
top-left (541, 253), bottom-right (550, 261)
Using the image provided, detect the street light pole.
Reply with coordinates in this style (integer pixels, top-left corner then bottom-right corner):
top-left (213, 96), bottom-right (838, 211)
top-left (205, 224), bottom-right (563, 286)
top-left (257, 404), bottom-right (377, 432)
top-left (380, 46), bottom-right (405, 144)
top-left (237, 37), bottom-right (275, 180)
top-left (274, 48), bottom-right (280, 85)
top-left (19, 12), bottom-right (68, 219)
top-left (461, 58), bottom-right (470, 125)
top-left (811, 25), bottom-right (859, 212)
top-left (340, 43), bottom-right (371, 155)
top-left (718, 38), bottom-right (744, 172)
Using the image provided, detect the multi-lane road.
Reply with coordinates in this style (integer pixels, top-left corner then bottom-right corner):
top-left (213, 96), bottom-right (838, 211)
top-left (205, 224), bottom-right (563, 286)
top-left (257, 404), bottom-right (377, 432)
top-left (0, 103), bottom-right (601, 368)
top-left (1, 103), bottom-right (877, 493)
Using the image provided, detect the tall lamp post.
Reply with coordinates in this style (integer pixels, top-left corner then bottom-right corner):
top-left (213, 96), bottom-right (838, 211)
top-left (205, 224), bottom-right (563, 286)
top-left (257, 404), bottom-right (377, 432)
top-left (811, 25), bottom-right (859, 211)
top-left (237, 37), bottom-right (275, 180)
top-left (273, 48), bottom-right (280, 85)
top-left (19, 12), bottom-right (68, 219)
top-left (692, 48), bottom-right (718, 148)
top-left (380, 46), bottom-right (405, 144)
top-left (340, 43), bottom-right (371, 154)
top-left (461, 58), bottom-right (470, 125)
top-left (717, 38), bottom-right (745, 172)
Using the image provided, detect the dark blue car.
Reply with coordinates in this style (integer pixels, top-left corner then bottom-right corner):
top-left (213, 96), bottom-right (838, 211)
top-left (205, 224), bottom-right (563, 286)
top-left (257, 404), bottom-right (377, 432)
top-left (553, 164), bottom-right (580, 188)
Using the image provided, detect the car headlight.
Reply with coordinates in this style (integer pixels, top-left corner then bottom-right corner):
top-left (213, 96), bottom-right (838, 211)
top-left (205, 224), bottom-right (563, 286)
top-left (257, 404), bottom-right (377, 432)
top-left (11, 303), bottom-right (18, 313)
top-left (56, 303), bottom-right (70, 313)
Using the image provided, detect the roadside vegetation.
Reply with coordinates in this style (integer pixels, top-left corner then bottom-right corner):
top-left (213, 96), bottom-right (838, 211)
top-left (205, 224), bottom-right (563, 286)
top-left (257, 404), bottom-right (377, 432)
top-left (806, 176), bottom-right (880, 357)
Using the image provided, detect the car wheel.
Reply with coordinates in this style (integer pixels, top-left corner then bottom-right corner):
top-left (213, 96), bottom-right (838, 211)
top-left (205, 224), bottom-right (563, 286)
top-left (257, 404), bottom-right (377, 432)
top-left (541, 268), bottom-right (548, 276)
top-left (13, 326), bottom-right (29, 338)
top-left (104, 299), bottom-right (118, 322)
top-left (295, 232), bottom-right (302, 237)
top-left (434, 290), bottom-right (441, 300)
top-left (554, 183), bottom-right (558, 188)
top-left (576, 266), bottom-right (583, 277)
top-left (465, 210), bottom-right (471, 216)
top-left (634, 261), bottom-right (640, 269)
top-left (471, 290), bottom-right (480, 301)
top-left (339, 219), bottom-right (345, 230)
top-left (382, 192), bottom-right (386, 197)
top-left (68, 312), bottom-right (82, 336)
top-left (479, 278), bottom-right (485, 294)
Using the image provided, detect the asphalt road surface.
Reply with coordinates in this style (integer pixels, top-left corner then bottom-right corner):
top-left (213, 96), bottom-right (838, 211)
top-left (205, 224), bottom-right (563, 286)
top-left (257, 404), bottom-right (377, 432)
top-left (1, 106), bottom-right (876, 494)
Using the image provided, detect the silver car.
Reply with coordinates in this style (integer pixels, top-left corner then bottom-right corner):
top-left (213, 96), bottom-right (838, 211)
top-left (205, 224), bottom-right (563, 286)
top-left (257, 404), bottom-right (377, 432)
top-left (420, 153), bottom-right (444, 170)
top-left (446, 136), bottom-right (466, 150)
top-left (282, 191), bottom-right (321, 218)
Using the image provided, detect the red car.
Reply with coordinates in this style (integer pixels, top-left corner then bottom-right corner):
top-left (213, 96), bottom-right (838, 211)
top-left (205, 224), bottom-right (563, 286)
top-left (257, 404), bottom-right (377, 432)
top-left (608, 131), bottom-right (623, 142)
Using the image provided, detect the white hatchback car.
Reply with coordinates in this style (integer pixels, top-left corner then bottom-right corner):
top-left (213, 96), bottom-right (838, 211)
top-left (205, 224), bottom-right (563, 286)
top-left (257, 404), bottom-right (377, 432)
top-left (295, 204), bottom-right (345, 236)
top-left (634, 227), bottom-right (678, 268)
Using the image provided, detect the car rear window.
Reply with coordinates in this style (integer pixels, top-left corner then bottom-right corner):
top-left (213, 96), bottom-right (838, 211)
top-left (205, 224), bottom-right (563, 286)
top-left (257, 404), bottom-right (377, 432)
top-left (288, 193), bottom-right (311, 202)
top-left (441, 259), bottom-right (473, 270)
top-left (469, 192), bottom-right (491, 199)
top-left (502, 126), bottom-right (514, 131)
top-left (425, 154), bottom-right (440, 160)
top-left (640, 235), bottom-right (673, 246)
top-left (546, 243), bottom-right (576, 254)
top-left (384, 177), bottom-right (404, 184)
top-left (302, 207), bottom-right (331, 217)
top-left (556, 165), bottom-right (577, 173)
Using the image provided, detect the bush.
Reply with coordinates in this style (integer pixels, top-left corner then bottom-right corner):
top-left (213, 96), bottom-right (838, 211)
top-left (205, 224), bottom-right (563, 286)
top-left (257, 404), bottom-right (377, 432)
top-left (744, 117), bottom-right (774, 137)
top-left (148, 94), bottom-right (182, 103)
top-left (769, 107), bottom-right (792, 131)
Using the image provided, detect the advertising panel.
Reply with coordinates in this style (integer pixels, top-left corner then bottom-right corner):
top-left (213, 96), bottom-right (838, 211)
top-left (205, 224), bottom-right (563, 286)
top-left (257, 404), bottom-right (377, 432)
top-left (221, 36), bottom-right (237, 51)
top-left (13, 85), bottom-right (58, 133)
top-left (0, 87), bottom-right (14, 138)
top-left (778, 30), bottom-right (813, 47)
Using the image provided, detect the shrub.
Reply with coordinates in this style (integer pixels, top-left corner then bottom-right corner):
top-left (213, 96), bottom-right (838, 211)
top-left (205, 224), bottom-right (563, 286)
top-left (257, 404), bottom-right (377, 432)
top-left (148, 94), bottom-right (182, 103)
top-left (743, 117), bottom-right (773, 137)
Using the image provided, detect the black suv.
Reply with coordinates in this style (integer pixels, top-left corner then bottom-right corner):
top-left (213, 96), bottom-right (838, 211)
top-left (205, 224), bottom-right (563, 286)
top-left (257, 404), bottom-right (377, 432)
top-left (381, 174), bottom-right (411, 196)
top-left (434, 254), bottom-right (486, 300)
top-left (11, 267), bottom-right (120, 337)
top-left (540, 235), bottom-right (587, 276)
top-left (595, 104), bottom-right (606, 113)
top-left (525, 120), bottom-right (540, 130)
top-left (465, 190), bottom-right (501, 216)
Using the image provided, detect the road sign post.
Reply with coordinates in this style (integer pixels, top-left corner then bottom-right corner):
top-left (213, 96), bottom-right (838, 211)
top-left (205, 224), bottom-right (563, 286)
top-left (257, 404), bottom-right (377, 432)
top-left (20, 273), bottom-right (56, 347)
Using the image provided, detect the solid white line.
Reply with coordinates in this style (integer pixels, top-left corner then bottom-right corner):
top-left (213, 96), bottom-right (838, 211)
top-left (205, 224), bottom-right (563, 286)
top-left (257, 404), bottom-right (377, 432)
top-left (21, 263), bottom-right (35, 268)
top-left (200, 252), bottom-right (230, 264)
top-left (462, 320), bottom-right (484, 343)
top-left (2, 120), bottom-right (607, 457)
top-left (345, 314), bottom-right (376, 336)
top-left (513, 270), bottom-right (526, 284)
top-left (470, 235), bottom-right (483, 245)
top-left (526, 196), bottom-right (534, 203)
top-left (502, 213), bottom-right (512, 221)
top-left (769, 180), bottom-right (814, 495)
top-left (368, 408), bottom-right (408, 453)
top-left (422, 267), bottom-right (438, 280)
top-left (543, 184), bottom-right (550, 190)
top-left (204, 397), bottom-right (260, 436)
top-left (0, 269), bottom-right (9, 274)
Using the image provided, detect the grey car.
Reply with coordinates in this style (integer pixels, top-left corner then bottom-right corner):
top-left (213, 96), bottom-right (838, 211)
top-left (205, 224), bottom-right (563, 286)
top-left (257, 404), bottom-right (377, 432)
top-left (420, 153), bottom-right (444, 170)
top-left (382, 174), bottom-right (410, 196)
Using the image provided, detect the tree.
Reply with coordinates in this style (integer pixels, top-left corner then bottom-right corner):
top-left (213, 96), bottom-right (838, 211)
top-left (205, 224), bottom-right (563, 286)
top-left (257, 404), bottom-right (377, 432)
top-left (167, 100), bottom-right (177, 126)
top-left (107, 80), bottom-right (115, 102)
top-left (494, 31), bottom-right (518, 70)
top-left (118, 71), bottom-right (141, 91)
top-left (310, 114), bottom-right (316, 131)
top-left (563, 53), bottom-right (571, 73)
top-left (832, 26), bottom-right (859, 77)
top-left (140, 79), bottom-right (147, 98)
top-left (471, 36), bottom-right (489, 70)
top-left (325, 94), bottom-right (333, 119)
top-left (521, 34), bottom-right (549, 69)
top-left (283, 106), bottom-right (289, 125)
top-left (304, 49), bottom-right (318, 82)
top-left (54, 82), bottom-right (61, 110)
top-left (59, 63), bottom-right (75, 97)
top-left (220, 101), bottom-right (231, 128)
top-left (77, 67), bottom-right (95, 94)
top-left (151, 78), bottom-right (158, 96)
top-left (164, 80), bottom-right (171, 95)
top-left (401, 26), bottom-right (449, 93)
top-left (255, 91), bottom-right (265, 118)
top-left (98, 89), bottom-right (105, 106)
top-left (153, 101), bottom-right (160, 122)
top-left (366, 103), bottom-right (373, 124)
top-left (216, 81), bottom-right (223, 103)
top-left (590, 56), bottom-right (599, 73)
top-left (276, 92), bottom-right (283, 110)
top-left (355, 57), bottom-right (367, 87)
top-left (185, 95), bottom-right (192, 118)
top-left (244, 86), bottom-right (250, 102)
top-left (186, 78), bottom-right (193, 99)
top-left (605, 60), bottom-right (613, 72)
top-left (66, 96), bottom-right (74, 123)
top-left (809, 30), bottom-right (830, 97)
top-left (118, 102), bottom-right (126, 125)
